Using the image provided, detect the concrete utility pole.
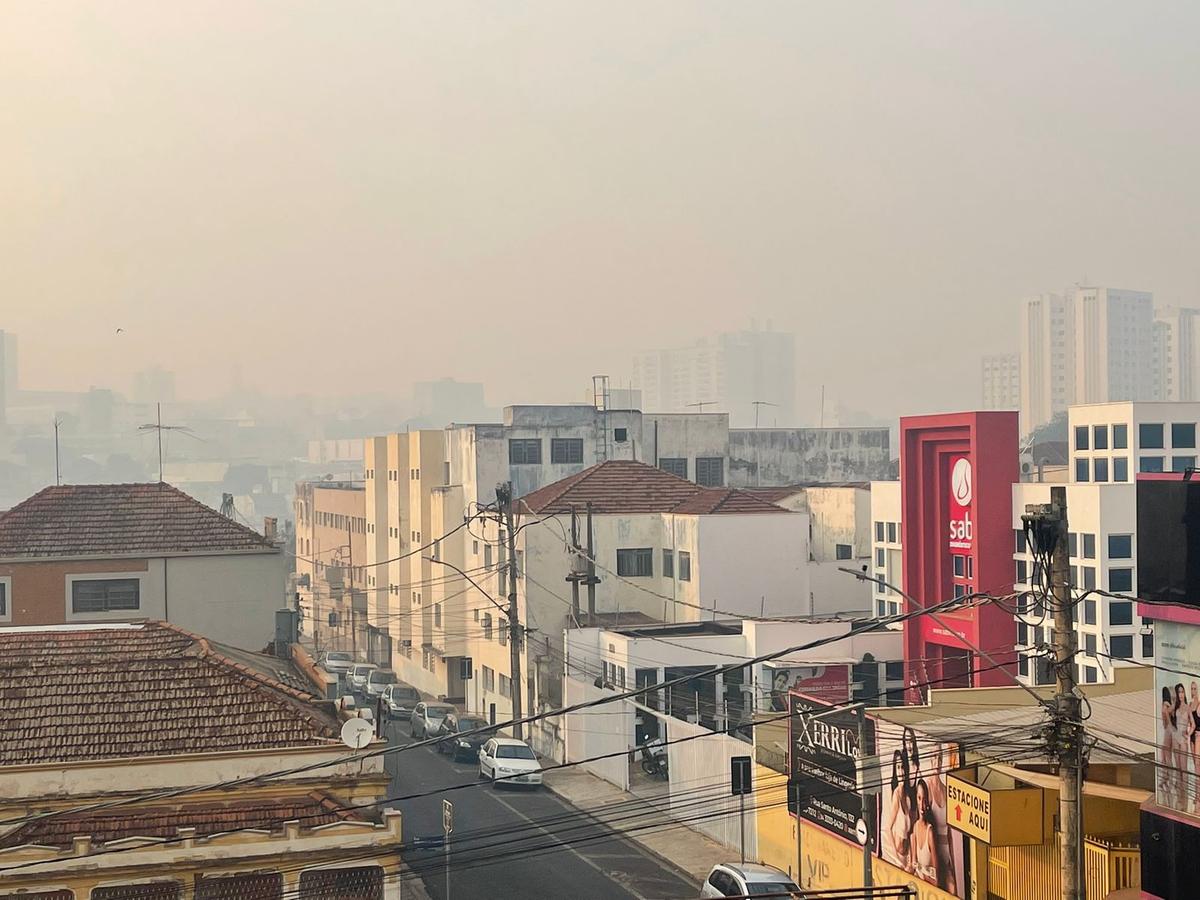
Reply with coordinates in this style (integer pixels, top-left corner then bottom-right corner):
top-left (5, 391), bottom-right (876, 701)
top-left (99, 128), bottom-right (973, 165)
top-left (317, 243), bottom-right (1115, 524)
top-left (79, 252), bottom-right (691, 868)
top-left (856, 704), bottom-right (873, 892)
top-left (496, 482), bottom-right (524, 740)
top-left (1025, 486), bottom-right (1082, 900)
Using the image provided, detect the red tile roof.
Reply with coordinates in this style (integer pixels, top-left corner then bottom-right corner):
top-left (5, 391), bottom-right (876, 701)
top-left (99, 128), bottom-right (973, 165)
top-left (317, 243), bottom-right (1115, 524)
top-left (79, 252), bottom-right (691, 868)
top-left (516, 461), bottom-right (790, 516)
top-left (0, 483), bottom-right (276, 559)
top-left (0, 791), bottom-right (360, 849)
top-left (0, 622), bottom-right (338, 767)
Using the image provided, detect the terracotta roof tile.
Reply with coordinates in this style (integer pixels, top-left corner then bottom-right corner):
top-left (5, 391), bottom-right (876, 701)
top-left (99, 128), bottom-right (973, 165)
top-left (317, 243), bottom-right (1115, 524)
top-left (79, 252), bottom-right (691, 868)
top-left (517, 461), bottom-right (790, 516)
top-left (0, 623), bottom-right (338, 767)
top-left (0, 792), bottom-right (359, 849)
top-left (0, 483), bottom-right (275, 559)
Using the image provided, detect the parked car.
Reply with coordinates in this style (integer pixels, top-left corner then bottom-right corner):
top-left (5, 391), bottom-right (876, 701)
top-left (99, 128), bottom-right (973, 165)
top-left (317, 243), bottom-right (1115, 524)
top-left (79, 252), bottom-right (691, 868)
top-left (410, 701), bottom-right (455, 738)
top-left (348, 662), bottom-right (378, 692)
top-left (365, 668), bottom-right (397, 699)
top-left (434, 713), bottom-right (492, 760)
top-left (700, 864), bottom-right (801, 898)
top-left (322, 650), bottom-right (355, 675)
top-left (477, 737), bottom-right (542, 788)
top-left (382, 683), bottom-right (421, 721)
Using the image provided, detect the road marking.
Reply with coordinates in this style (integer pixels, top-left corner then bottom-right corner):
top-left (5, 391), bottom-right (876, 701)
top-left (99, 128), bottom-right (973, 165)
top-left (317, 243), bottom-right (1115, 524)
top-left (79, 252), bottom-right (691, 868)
top-left (490, 792), bottom-right (656, 900)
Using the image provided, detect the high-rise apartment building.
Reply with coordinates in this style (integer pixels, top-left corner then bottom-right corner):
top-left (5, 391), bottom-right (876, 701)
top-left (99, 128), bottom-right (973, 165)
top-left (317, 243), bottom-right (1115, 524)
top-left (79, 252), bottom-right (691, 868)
top-left (1152, 306), bottom-right (1200, 401)
top-left (1072, 286), bottom-right (1154, 405)
top-left (0, 330), bottom-right (17, 426)
top-left (632, 327), bottom-right (796, 426)
top-left (1019, 293), bottom-right (1073, 433)
top-left (981, 353), bottom-right (1020, 410)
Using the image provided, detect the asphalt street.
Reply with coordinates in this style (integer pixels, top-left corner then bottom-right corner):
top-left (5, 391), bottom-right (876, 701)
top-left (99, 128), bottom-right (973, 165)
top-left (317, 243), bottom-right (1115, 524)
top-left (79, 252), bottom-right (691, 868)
top-left (382, 720), bottom-right (698, 900)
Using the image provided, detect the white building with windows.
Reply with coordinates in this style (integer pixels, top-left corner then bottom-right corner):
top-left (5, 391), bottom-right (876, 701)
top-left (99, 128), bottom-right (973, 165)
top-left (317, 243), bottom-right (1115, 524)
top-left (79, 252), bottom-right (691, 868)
top-left (982, 353), bottom-right (1021, 411)
top-left (1020, 292), bottom-right (1074, 433)
top-left (868, 480), bottom-right (903, 620)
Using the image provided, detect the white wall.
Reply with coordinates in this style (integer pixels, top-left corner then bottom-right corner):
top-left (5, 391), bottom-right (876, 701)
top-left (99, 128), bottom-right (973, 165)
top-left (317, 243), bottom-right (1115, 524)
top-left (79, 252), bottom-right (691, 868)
top-left (694, 513), bottom-right (809, 618)
top-left (563, 674), bottom-right (632, 790)
top-left (665, 717), bottom-right (758, 857)
top-left (163, 552), bottom-right (285, 649)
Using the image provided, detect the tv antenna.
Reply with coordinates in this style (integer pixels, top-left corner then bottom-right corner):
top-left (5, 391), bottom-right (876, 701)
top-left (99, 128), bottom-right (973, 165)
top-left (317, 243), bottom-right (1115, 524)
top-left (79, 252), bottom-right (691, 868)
top-left (138, 402), bottom-right (199, 483)
top-left (687, 401), bottom-right (715, 413)
top-left (53, 417), bottom-right (63, 485)
top-left (751, 400), bottom-right (777, 429)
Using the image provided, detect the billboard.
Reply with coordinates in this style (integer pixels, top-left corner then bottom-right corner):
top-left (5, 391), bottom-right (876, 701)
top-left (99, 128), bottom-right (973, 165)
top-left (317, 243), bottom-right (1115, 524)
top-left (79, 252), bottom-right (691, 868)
top-left (1153, 619), bottom-right (1200, 818)
top-left (947, 455), bottom-right (973, 553)
top-left (1137, 479), bottom-right (1200, 610)
top-left (875, 723), bottom-right (967, 898)
top-left (788, 692), bottom-right (873, 845)
top-left (766, 664), bottom-right (851, 711)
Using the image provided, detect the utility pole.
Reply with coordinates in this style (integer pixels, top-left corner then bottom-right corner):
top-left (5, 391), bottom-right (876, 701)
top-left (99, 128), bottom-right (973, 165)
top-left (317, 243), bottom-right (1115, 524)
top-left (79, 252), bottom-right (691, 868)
top-left (585, 502), bottom-right (597, 619)
top-left (567, 506), bottom-right (582, 622)
top-left (496, 482), bottom-right (524, 740)
top-left (856, 704), bottom-right (873, 893)
top-left (347, 517), bottom-right (358, 660)
top-left (1024, 486), bottom-right (1082, 900)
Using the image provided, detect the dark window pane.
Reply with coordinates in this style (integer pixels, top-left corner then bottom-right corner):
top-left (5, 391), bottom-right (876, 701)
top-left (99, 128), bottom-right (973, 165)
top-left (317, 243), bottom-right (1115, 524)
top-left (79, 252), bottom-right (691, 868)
top-left (835, 544), bottom-right (853, 560)
top-left (1085, 666), bottom-right (1097, 683)
top-left (1085, 633), bottom-right (1096, 655)
top-left (1109, 600), bottom-right (1133, 625)
top-left (1113, 423), bottom-right (1128, 449)
top-left (678, 551), bottom-right (691, 582)
top-left (1140, 456), bottom-right (1164, 473)
top-left (1015, 559), bottom-right (1028, 583)
top-left (887, 522), bottom-right (897, 543)
top-left (1113, 457), bottom-right (1128, 482)
top-left (662, 549), bottom-right (674, 578)
top-left (874, 521), bottom-right (884, 542)
top-left (1108, 535), bottom-right (1132, 559)
top-left (1075, 458), bottom-right (1089, 482)
top-left (953, 556), bottom-right (965, 577)
top-left (1084, 598), bottom-right (1096, 625)
top-left (1083, 566), bottom-right (1096, 591)
top-left (1110, 635), bottom-right (1134, 659)
top-left (1140, 423), bottom-right (1164, 449)
top-left (1093, 458), bottom-right (1109, 482)
top-left (616, 548), bottom-right (653, 577)
top-left (1143, 632), bottom-right (1154, 657)
top-left (1069, 532), bottom-right (1078, 557)
top-left (1173, 455), bottom-right (1197, 473)
top-left (1109, 568), bottom-right (1133, 593)
top-left (1082, 534), bottom-right (1096, 559)
top-left (696, 457), bottom-right (724, 487)
top-left (660, 458), bottom-right (688, 479)
top-left (1093, 425), bottom-right (1109, 450)
top-left (1075, 426), bottom-right (1089, 451)
top-left (508, 439), bottom-right (542, 465)
top-left (550, 438), bottom-right (584, 465)
top-left (1173, 423), bottom-right (1196, 448)
top-left (72, 578), bottom-right (140, 613)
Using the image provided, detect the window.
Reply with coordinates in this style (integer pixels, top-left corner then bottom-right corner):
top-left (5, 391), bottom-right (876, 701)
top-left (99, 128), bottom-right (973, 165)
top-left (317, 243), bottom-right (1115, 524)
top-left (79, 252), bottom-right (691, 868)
top-left (499, 618), bottom-right (508, 645)
top-left (662, 549), bottom-right (674, 578)
top-left (72, 578), bottom-right (140, 613)
top-left (1093, 458), bottom-right (1109, 482)
top-left (1109, 600), bottom-right (1133, 625)
top-left (953, 583), bottom-right (967, 599)
top-left (876, 599), bottom-right (887, 616)
top-left (1109, 635), bottom-right (1134, 659)
top-left (1069, 532), bottom-right (1078, 557)
top-left (696, 457), bottom-right (724, 487)
top-left (875, 548), bottom-right (885, 567)
top-left (1173, 423), bottom-right (1196, 448)
top-left (1018, 622), bottom-right (1028, 645)
top-left (1074, 426), bottom-right (1089, 450)
top-left (473, 540), bottom-right (479, 555)
top-left (953, 555), bottom-right (965, 577)
top-left (678, 550), bottom-right (692, 582)
top-left (1108, 535), bottom-right (1132, 559)
top-left (876, 576), bottom-right (887, 594)
top-left (835, 544), bottom-right (853, 560)
top-left (1143, 631), bottom-right (1154, 658)
top-left (1108, 568), bottom-right (1133, 593)
top-left (1082, 565), bottom-right (1096, 591)
top-left (1082, 534), bottom-right (1096, 559)
top-left (444, 461), bottom-right (451, 484)
top-left (1113, 457), bottom-right (1129, 482)
top-left (660, 458), bottom-right (688, 479)
top-left (1113, 423), bottom-right (1128, 449)
top-left (499, 674), bottom-right (511, 698)
top-left (1084, 666), bottom-right (1097, 684)
top-left (434, 604), bottom-right (442, 628)
top-left (1015, 559), bottom-right (1028, 583)
top-left (887, 522), bottom-right (898, 543)
top-left (1140, 423), bottom-right (1164, 449)
top-left (1075, 458), bottom-right (1089, 482)
top-left (1085, 633), bottom-right (1096, 655)
top-left (482, 614), bottom-right (493, 640)
top-left (875, 521), bottom-right (885, 542)
top-left (1141, 456), bottom-right (1165, 473)
top-left (1093, 425), bottom-right (1108, 450)
top-left (0, 580), bottom-right (6, 618)
top-left (509, 438), bottom-right (542, 465)
top-left (1015, 529), bottom-right (1027, 553)
top-left (551, 438), bottom-right (584, 464)
top-left (616, 548), bottom-right (654, 577)
top-left (1019, 655), bottom-right (1029, 677)
top-left (482, 666), bottom-right (495, 692)
top-left (485, 545), bottom-right (493, 568)
top-left (473, 608), bottom-right (480, 622)
top-left (1084, 598), bottom-right (1096, 625)
top-left (613, 427), bottom-right (628, 443)
top-left (1173, 455), bottom-right (1197, 473)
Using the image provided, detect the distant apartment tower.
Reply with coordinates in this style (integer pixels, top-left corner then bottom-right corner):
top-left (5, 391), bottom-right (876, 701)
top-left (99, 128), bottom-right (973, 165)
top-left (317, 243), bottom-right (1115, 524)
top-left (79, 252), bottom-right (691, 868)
top-left (981, 353), bottom-right (1020, 410)
top-left (0, 330), bottom-right (16, 425)
top-left (632, 327), bottom-right (796, 426)
top-left (1020, 293), bottom-right (1073, 433)
top-left (1153, 306), bottom-right (1200, 402)
top-left (1072, 286), bottom-right (1154, 405)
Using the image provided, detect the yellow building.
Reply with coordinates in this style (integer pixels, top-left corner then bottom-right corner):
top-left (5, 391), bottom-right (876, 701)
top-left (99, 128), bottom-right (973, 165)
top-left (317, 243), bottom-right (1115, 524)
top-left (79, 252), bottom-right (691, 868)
top-left (754, 668), bottom-right (1150, 900)
top-left (0, 622), bottom-right (401, 899)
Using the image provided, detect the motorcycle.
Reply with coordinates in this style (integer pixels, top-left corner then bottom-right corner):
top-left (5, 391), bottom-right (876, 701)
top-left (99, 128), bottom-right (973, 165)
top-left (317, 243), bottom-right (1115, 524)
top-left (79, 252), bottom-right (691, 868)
top-left (638, 738), bottom-right (668, 780)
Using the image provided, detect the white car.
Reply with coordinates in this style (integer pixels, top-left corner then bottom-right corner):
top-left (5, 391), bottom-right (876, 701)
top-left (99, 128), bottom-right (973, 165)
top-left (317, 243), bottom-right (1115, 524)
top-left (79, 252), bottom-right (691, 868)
top-left (478, 738), bottom-right (542, 788)
top-left (322, 650), bottom-right (355, 675)
top-left (700, 863), bottom-right (801, 898)
top-left (347, 663), bottom-right (377, 692)
top-left (365, 668), bottom-right (397, 699)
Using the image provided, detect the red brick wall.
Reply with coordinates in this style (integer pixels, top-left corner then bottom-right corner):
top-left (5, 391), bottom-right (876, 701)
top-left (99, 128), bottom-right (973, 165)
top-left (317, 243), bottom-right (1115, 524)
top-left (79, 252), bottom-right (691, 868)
top-left (0, 558), bottom-right (151, 626)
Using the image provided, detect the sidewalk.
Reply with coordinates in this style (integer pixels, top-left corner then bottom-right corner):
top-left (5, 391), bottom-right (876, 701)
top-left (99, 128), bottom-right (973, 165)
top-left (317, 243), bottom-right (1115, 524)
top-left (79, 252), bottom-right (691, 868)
top-left (543, 766), bottom-right (727, 883)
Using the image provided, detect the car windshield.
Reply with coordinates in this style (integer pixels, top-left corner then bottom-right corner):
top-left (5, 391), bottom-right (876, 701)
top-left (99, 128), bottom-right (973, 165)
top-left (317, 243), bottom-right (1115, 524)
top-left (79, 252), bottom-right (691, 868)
top-left (458, 718), bottom-right (488, 732)
top-left (353, 666), bottom-right (373, 675)
top-left (427, 706), bottom-right (452, 718)
top-left (495, 745), bottom-right (536, 760)
top-left (369, 671), bottom-right (396, 684)
top-left (747, 883), bottom-right (800, 896)
top-left (393, 688), bottom-right (419, 701)
top-left (328, 652), bottom-right (352, 661)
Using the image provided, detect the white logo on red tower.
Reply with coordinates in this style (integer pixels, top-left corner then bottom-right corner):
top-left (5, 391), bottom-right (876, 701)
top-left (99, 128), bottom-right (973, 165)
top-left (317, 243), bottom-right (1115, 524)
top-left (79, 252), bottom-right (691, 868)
top-left (948, 455), bottom-right (973, 550)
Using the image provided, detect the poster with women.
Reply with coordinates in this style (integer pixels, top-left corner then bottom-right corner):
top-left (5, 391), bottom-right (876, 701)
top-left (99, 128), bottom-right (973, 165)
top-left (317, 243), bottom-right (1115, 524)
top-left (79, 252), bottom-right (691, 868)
top-left (875, 723), bottom-right (967, 899)
top-left (1153, 620), bottom-right (1200, 817)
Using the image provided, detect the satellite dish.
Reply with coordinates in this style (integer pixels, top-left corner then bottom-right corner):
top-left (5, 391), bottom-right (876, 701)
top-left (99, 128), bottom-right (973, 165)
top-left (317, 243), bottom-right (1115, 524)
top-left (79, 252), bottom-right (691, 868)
top-left (341, 718), bottom-right (374, 750)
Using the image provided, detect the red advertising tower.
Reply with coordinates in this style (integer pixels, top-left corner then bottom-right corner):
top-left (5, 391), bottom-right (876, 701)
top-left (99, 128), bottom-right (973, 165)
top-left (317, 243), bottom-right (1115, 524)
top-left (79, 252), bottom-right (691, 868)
top-left (900, 411), bottom-right (1019, 692)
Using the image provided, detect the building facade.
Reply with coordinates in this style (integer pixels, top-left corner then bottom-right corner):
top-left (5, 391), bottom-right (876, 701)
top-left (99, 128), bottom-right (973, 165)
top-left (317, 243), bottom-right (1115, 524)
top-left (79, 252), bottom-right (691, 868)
top-left (1020, 292), bottom-right (1073, 433)
top-left (293, 480), bottom-right (367, 656)
top-left (981, 353), bottom-right (1020, 410)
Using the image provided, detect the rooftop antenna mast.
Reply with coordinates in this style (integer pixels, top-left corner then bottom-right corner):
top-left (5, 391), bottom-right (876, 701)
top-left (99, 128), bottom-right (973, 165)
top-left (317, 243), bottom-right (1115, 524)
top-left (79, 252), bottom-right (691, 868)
top-left (53, 417), bottom-right (62, 485)
top-left (138, 402), bottom-right (197, 484)
top-left (687, 401), bottom-right (714, 413)
top-left (751, 400), bottom-right (776, 429)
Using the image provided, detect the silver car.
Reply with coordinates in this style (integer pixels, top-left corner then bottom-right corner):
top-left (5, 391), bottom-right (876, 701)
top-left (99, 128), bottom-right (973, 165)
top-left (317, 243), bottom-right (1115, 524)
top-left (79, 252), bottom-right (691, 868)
top-left (410, 701), bottom-right (455, 738)
top-left (321, 650), bottom-right (355, 675)
top-left (347, 662), bottom-right (377, 693)
top-left (700, 863), bottom-right (801, 898)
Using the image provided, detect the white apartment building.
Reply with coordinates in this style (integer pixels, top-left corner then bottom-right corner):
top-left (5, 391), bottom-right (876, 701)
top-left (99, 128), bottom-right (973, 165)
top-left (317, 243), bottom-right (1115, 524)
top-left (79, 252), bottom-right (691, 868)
top-left (981, 353), bottom-right (1020, 410)
top-left (631, 327), bottom-right (796, 427)
top-left (868, 480), bottom-right (903, 620)
top-left (1020, 292), bottom-right (1073, 433)
top-left (1153, 306), bottom-right (1200, 402)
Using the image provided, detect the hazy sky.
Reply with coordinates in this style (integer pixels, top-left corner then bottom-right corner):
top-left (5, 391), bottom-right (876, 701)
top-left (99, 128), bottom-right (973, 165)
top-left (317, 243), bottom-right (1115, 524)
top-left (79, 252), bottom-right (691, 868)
top-left (4, 2), bottom-right (1199, 423)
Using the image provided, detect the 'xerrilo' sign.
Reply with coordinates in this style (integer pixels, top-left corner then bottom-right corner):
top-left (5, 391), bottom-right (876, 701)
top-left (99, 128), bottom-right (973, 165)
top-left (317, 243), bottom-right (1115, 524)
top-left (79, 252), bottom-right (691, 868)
top-left (787, 691), bottom-right (873, 844)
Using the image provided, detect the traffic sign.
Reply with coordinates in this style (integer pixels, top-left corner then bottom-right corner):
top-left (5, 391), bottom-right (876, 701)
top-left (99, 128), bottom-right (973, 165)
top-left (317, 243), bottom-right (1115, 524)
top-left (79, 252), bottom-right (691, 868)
top-left (854, 818), bottom-right (868, 846)
top-left (443, 799), bottom-right (454, 836)
top-left (730, 755), bottom-right (752, 796)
